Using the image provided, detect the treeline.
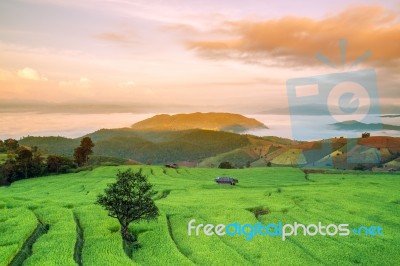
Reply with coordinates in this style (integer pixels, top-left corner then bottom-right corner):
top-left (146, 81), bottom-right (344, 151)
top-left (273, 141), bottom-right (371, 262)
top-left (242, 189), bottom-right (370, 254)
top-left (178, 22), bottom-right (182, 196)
top-left (0, 137), bottom-right (94, 186)
top-left (18, 136), bottom-right (79, 156)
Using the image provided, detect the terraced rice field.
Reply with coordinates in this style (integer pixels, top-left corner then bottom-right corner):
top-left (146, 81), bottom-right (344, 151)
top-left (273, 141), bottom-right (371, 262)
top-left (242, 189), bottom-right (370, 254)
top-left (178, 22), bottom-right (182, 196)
top-left (0, 166), bottom-right (399, 265)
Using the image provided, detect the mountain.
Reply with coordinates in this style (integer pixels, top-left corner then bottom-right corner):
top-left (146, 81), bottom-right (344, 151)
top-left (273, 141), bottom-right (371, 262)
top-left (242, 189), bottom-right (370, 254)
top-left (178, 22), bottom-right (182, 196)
top-left (261, 105), bottom-right (400, 116)
top-left (18, 132), bottom-right (400, 170)
top-left (19, 129), bottom-right (255, 164)
top-left (381, 115), bottom-right (400, 118)
top-left (130, 112), bottom-right (267, 133)
top-left (330, 120), bottom-right (400, 131)
top-left (15, 113), bottom-right (400, 170)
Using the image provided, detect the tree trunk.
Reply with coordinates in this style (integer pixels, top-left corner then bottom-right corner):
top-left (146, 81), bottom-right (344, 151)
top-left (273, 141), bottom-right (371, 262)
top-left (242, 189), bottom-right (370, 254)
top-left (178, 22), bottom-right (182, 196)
top-left (24, 164), bottom-right (28, 179)
top-left (121, 223), bottom-right (134, 243)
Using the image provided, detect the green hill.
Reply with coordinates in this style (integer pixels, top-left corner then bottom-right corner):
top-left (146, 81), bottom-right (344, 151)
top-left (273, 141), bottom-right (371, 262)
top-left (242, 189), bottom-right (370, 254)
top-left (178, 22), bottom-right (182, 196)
top-left (130, 112), bottom-right (267, 133)
top-left (18, 132), bottom-right (400, 169)
top-left (94, 130), bottom-right (252, 163)
top-left (19, 136), bottom-right (79, 155)
top-left (198, 148), bottom-right (256, 168)
top-left (19, 130), bottom-right (253, 164)
top-left (385, 157), bottom-right (400, 168)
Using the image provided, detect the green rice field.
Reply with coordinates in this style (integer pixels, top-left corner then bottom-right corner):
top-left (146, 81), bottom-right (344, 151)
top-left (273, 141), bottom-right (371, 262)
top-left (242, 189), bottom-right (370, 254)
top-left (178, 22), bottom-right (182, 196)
top-left (0, 166), bottom-right (399, 265)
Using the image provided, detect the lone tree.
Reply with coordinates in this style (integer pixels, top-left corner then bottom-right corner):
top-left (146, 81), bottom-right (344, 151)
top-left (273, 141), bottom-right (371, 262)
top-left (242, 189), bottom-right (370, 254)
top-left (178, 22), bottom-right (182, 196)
top-left (96, 169), bottom-right (159, 243)
top-left (74, 137), bottom-right (94, 166)
top-left (16, 148), bottom-right (33, 179)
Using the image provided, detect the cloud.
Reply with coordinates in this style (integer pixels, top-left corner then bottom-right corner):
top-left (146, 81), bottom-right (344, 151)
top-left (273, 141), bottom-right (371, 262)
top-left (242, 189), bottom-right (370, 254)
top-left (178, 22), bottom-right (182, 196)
top-left (0, 69), bottom-right (13, 81)
top-left (95, 30), bottom-right (139, 49)
top-left (118, 80), bottom-right (136, 88)
top-left (96, 32), bottom-right (132, 44)
top-left (17, 67), bottom-right (48, 81)
top-left (145, 89), bottom-right (155, 95)
top-left (187, 5), bottom-right (400, 69)
top-left (59, 77), bottom-right (92, 88)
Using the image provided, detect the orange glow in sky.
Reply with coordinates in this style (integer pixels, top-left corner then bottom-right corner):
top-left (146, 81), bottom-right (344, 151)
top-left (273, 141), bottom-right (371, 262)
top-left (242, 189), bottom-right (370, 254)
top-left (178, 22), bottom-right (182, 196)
top-left (0, 1), bottom-right (399, 132)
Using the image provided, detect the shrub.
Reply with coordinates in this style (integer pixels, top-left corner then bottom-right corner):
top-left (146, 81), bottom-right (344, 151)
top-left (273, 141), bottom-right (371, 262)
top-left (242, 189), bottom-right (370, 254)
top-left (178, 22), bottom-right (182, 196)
top-left (218, 161), bottom-right (234, 169)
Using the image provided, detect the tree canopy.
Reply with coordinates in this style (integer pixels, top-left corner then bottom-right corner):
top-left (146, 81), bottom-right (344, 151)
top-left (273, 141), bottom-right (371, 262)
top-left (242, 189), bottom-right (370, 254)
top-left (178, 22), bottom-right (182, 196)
top-left (218, 161), bottom-right (234, 169)
top-left (74, 137), bottom-right (94, 167)
top-left (96, 169), bottom-right (159, 243)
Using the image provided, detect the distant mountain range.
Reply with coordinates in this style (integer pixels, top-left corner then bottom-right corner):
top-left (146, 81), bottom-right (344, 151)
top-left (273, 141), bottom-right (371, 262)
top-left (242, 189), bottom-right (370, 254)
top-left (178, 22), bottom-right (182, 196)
top-left (261, 104), bottom-right (400, 116)
top-left (16, 112), bottom-right (400, 170)
top-left (381, 115), bottom-right (400, 118)
top-left (331, 120), bottom-right (400, 131)
top-left (130, 112), bottom-right (268, 133)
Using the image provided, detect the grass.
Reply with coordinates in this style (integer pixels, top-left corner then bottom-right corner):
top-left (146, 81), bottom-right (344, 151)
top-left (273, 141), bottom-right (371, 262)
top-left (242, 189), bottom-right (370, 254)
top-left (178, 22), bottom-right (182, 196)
top-left (0, 208), bottom-right (37, 265)
top-left (0, 166), bottom-right (399, 265)
top-left (24, 206), bottom-right (76, 265)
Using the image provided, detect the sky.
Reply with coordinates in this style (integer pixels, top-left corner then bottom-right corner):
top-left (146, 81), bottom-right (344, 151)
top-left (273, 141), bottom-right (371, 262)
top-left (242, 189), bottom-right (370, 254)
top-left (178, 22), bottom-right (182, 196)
top-left (0, 0), bottom-right (399, 117)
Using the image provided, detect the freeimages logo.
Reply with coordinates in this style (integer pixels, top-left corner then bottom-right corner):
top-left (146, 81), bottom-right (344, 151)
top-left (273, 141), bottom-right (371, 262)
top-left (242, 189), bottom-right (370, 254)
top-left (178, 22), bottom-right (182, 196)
top-left (286, 39), bottom-right (381, 166)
